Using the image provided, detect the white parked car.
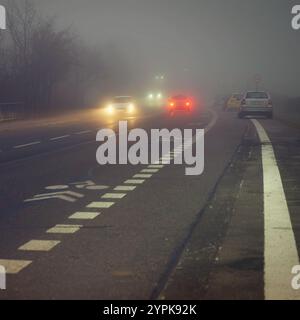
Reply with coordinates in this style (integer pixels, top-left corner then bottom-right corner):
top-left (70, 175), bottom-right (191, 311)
top-left (238, 91), bottom-right (273, 119)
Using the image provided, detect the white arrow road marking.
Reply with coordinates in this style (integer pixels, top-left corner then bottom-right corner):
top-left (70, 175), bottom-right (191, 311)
top-left (45, 185), bottom-right (69, 190)
top-left (24, 191), bottom-right (84, 203)
top-left (252, 119), bottom-right (300, 300)
top-left (70, 180), bottom-right (109, 190)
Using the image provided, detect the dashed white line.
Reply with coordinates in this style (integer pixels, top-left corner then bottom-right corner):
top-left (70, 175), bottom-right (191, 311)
top-left (134, 174), bottom-right (153, 179)
top-left (124, 179), bottom-right (145, 184)
top-left (14, 141), bottom-right (41, 149)
top-left (69, 212), bottom-right (101, 220)
top-left (251, 119), bottom-right (300, 300)
top-left (141, 169), bottom-right (160, 173)
top-left (0, 259), bottom-right (32, 274)
top-left (46, 224), bottom-right (82, 234)
top-left (75, 130), bottom-right (92, 135)
top-left (114, 186), bottom-right (136, 191)
top-left (86, 202), bottom-right (115, 209)
top-left (19, 240), bottom-right (61, 252)
top-left (148, 165), bottom-right (165, 169)
top-left (50, 135), bottom-right (70, 141)
top-left (102, 193), bottom-right (126, 199)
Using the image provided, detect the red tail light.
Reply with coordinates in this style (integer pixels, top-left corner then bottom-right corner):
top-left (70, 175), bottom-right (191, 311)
top-left (185, 101), bottom-right (191, 107)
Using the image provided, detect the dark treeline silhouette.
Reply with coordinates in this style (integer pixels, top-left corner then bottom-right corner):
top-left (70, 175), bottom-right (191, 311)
top-left (0, 0), bottom-right (130, 117)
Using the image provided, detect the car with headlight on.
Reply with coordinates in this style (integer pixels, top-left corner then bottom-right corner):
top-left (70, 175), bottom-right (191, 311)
top-left (238, 91), bottom-right (273, 119)
top-left (106, 96), bottom-right (136, 115)
top-left (167, 95), bottom-right (193, 115)
top-left (146, 92), bottom-right (164, 106)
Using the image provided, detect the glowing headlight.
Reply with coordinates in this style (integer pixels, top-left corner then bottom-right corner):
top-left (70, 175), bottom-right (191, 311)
top-left (128, 103), bottom-right (135, 113)
top-left (107, 104), bottom-right (114, 114)
top-left (148, 94), bottom-right (154, 100)
top-left (157, 93), bottom-right (162, 99)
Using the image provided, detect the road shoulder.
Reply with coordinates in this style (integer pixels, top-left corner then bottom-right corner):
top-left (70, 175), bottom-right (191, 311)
top-left (160, 122), bottom-right (264, 299)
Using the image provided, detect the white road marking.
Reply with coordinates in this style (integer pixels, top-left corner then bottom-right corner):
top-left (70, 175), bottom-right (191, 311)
top-left (0, 259), bottom-right (32, 274)
top-left (102, 193), bottom-right (126, 199)
top-left (45, 185), bottom-right (69, 190)
top-left (141, 169), bottom-right (160, 173)
top-left (75, 130), bottom-right (92, 135)
top-left (148, 165), bottom-right (164, 169)
top-left (114, 186), bottom-right (136, 191)
top-left (124, 179), bottom-right (145, 184)
top-left (204, 109), bottom-right (218, 134)
top-left (134, 174), bottom-right (153, 179)
top-left (24, 191), bottom-right (84, 203)
top-left (69, 212), bottom-right (101, 220)
top-left (19, 240), bottom-right (60, 252)
top-left (251, 119), bottom-right (300, 300)
top-left (14, 141), bottom-right (41, 149)
top-left (50, 135), bottom-right (70, 141)
top-left (46, 224), bottom-right (82, 234)
top-left (24, 195), bottom-right (76, 203)
top-left (86, 202), bottom-right (115, 209)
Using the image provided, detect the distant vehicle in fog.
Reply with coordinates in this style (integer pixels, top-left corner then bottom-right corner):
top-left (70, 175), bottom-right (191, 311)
top-left (225, 93), bottom-right (243, 111)
top-left (238, 91), bottom-right (273, 119)
top-left (145, 91), bottom-right (165, 107)
top-left (167, 94), bottom-right (193, 116)
top-left (105, 96), bottom-right (136, 115)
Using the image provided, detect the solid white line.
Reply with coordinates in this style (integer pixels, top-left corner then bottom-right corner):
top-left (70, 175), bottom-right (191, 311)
top-left (251, 119), bottom-right (300, 300)
top-left (14, 141), bottom-right (41, 149)
top-left (50, 135), bottom-right (70, 141)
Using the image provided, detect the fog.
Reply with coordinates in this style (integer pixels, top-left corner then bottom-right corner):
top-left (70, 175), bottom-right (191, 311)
top-left (31, 0), bottom-right (300, 99)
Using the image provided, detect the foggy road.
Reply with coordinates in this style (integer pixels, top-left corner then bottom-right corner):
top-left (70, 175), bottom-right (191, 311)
top-left (0, 104), bottom-right (299, 300)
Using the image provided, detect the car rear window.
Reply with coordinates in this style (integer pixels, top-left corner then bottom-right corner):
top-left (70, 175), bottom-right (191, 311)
top-left (173, 95), bottom-right (187, 100)
top-left (246, 92), bottom-right (268, 99)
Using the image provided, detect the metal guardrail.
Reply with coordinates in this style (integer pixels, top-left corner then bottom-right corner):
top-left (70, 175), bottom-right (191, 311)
top-left (0, 103), bottom-right (25, 122)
